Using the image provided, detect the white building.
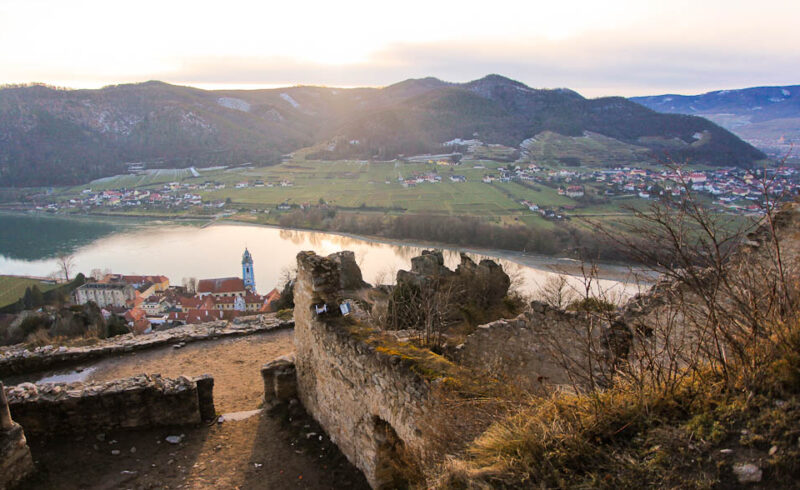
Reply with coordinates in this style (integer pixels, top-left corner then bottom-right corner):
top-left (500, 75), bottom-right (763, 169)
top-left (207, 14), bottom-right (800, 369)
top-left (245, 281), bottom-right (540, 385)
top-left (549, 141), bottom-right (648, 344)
top-left (74, 283), bottom-right (135, 308)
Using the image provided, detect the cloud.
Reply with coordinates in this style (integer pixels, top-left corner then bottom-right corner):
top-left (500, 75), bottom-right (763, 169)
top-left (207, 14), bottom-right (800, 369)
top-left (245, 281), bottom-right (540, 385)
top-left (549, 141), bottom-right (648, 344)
top-left (158, 35), bottom-right (800, 97)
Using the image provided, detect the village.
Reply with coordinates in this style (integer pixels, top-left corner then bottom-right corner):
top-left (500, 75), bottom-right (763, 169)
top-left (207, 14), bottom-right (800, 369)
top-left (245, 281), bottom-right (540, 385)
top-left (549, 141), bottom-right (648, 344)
top-left (71, 248), bottom-right (282, 335)
top-left (10, 156), bottom-right (800, 228)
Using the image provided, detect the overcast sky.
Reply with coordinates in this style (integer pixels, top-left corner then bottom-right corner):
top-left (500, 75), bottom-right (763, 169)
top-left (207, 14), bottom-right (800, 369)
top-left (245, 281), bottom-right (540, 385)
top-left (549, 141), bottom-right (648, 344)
top-left (1, 0), bottom-right (798, 97)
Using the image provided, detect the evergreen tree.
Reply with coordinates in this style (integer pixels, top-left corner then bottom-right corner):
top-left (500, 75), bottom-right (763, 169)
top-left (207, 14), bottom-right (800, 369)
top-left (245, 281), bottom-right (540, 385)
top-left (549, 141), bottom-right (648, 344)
top-left (30, 285), bottom-right (44, 308)
top-left (22, 286), bottom-right (32, 309)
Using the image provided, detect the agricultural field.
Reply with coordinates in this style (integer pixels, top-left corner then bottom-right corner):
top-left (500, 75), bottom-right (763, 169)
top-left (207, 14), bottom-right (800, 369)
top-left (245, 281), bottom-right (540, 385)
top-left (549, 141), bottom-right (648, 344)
top-left (79, 168), bottom-right (200, 191)
top-left (58, 159), bottom-right (584, 220)
top-left (0, 275), bottom-right (57, 308)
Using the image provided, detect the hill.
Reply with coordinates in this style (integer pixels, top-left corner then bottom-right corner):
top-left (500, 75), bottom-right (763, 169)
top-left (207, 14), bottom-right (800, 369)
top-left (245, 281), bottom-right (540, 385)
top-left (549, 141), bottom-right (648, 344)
top-left (631, 85), bottom-right (800, 160)
top-left (0, 76), bottom-right (765, 186)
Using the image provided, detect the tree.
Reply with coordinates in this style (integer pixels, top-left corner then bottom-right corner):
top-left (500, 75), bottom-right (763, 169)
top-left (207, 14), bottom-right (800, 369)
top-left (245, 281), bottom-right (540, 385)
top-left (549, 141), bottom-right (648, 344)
top-left (388, 275), bottom-right (459, 350)
top-left (182, 277), bottom-right (197, 294)
top-left (56, 253), bottom-right (75, 282)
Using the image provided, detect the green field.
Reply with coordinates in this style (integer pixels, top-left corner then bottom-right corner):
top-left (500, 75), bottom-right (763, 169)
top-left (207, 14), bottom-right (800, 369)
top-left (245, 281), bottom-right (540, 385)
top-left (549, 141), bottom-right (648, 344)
top-left (0, 276), bottom-right (57, 308)
top-left (58, 160), bottom-right (586, 220)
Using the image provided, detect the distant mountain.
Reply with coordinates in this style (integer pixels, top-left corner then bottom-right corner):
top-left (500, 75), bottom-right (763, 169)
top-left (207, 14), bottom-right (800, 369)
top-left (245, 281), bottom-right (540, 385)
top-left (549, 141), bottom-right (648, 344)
top-left (0, 76), bottom-right (765, 186)
top-left (631, 85), bottom-right (800, 160)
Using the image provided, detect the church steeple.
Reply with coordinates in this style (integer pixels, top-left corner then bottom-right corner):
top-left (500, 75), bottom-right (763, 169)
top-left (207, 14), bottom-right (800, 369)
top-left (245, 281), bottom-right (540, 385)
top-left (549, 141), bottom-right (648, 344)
top-left (242, 248), bottom-right (255, 292)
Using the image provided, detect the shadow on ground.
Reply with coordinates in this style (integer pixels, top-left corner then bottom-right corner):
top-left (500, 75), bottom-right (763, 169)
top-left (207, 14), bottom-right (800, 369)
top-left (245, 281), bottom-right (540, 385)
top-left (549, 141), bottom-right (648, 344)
top-left (20, 402), bottom-right (368, 489)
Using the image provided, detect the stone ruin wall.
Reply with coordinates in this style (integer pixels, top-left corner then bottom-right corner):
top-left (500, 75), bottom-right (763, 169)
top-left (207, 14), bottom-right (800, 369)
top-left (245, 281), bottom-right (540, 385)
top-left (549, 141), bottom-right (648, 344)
top-left (455, 301), bottom-right (629, 393)
top-left (1, 381), bottom-right (34, 489)
top-left (4, 373), bottom-right (215, 437)
top-left (293, 251), bottom-right (431, 489)
top-left (0, 313), bottom-right (292, 377)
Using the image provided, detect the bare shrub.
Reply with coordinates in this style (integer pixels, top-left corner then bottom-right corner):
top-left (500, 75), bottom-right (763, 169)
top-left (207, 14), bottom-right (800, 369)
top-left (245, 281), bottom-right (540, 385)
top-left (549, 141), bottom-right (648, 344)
top-left (536, 274), bottom-right (576, 309)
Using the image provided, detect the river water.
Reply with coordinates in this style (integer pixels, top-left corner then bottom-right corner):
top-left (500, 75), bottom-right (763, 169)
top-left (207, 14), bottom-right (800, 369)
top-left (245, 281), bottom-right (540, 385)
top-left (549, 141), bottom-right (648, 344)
top-left (0, 212), bottom-right (650, 299)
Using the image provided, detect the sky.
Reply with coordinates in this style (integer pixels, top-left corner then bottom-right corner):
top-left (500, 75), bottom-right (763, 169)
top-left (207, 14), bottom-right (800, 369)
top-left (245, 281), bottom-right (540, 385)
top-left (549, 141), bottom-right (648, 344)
top-left (1, 0), bottom-right (799, 97)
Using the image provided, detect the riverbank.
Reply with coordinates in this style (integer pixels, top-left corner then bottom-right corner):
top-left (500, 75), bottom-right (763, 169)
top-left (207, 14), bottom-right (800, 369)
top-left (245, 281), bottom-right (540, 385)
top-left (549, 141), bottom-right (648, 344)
top-left (212, 218), bottom-right (651, 284)
top-left (0, 211), bottom-right (653, 301)
top-left (2, 208), bottom-right (643, 277)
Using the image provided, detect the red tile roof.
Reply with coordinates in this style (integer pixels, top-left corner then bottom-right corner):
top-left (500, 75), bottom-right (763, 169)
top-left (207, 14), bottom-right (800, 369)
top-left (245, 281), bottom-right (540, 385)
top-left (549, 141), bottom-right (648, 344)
top-left (197, 277), bottom-right (246, 294)
top-left (121, 275), bottom-right (169, 285)
top-left (178, 296), bottom-right (216, 310)
top-left (265, 288), bottom-right (281, 302)
top-left (183, 309), bottom-right (239, 324)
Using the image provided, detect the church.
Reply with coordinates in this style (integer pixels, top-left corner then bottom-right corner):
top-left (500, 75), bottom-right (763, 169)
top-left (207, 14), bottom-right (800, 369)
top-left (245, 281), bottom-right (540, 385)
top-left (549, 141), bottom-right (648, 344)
top-left (196, 248), bottom-right (257, 298)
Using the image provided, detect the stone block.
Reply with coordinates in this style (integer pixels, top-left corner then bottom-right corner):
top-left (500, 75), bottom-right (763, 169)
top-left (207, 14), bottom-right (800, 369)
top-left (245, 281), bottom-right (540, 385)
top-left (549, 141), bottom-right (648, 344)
top-left (0, 423), bottom-right (34, 489)
top-left (194, 374), bottom-right (216, 421)
top-left (262, 354), bottom-right (297, 405)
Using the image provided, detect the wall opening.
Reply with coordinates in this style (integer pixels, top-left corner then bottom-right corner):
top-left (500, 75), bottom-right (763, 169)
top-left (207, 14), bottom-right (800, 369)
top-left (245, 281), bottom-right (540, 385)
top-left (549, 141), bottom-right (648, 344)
top-left (373, 416), bottom-right (411, 489)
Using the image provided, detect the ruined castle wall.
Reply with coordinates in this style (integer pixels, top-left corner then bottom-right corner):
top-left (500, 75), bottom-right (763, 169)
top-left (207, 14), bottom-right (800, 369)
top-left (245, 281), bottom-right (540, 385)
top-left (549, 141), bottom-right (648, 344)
top-left (4, 374), bottom-right (214, 436)
top-left (455, 302), bottom-right (614, 393)
top-left (293, 251), bottom-right (430, 488)
top-left (1, 423), bottom-right (33, 488)
top-left (1, 381), bottom-right (34, 489)
top-left (0, 314), bottom-right (292, 377)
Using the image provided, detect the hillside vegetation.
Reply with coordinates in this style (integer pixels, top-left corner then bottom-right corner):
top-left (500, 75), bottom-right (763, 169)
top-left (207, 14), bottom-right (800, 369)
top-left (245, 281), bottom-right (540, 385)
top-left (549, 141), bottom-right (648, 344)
top-left (427, 199), bottom-right (800, 488)
top-left (0, 75), bottom-right (765, 186)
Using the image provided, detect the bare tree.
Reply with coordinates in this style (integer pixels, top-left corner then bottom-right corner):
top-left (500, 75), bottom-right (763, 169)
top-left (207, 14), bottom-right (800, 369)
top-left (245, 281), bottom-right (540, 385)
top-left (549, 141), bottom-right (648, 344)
top-left (536, 274), bottom-right (575, 309)
top-left (182, 277), bottom-right (197, 294)
top-left (56, 253), bottom-right (75, 282)
top-left (388, 275), bottom-right (461, 350)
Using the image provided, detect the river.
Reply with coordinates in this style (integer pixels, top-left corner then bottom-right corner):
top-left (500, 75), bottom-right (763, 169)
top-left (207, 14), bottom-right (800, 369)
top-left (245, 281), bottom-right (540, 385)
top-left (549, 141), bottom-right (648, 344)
top-left (0, 212), bottom-right (650, 299)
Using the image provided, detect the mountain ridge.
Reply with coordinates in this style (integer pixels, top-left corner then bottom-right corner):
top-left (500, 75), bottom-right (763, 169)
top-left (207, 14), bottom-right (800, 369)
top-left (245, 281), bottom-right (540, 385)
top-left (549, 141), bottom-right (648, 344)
top-left (0, 76), bottom-right (766, 186)
top-left (631, 84), bottom-right (800, 159)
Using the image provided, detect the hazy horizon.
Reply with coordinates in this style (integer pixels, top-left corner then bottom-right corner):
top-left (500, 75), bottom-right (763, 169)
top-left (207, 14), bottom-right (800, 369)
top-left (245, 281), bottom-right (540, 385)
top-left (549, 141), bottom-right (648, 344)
top-left (4, 76), bottom-right (800, 99)
top-left (2, 0), bottom-right (799, 98)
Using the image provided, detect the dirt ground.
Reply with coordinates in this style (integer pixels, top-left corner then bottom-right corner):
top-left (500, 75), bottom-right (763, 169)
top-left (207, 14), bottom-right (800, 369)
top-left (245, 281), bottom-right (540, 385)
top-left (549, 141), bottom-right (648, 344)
top-left (15, 329), bottom-right (370, 489)
top-left (85, 329), bottom-right (295, 413)
top-left (21, 403), bottom-right (369, 489)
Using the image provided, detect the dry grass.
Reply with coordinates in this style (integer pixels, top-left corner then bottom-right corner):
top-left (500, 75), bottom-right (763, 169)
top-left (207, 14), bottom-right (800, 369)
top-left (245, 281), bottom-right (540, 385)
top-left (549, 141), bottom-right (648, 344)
top-left (434, 316), bottom-right (800, 489)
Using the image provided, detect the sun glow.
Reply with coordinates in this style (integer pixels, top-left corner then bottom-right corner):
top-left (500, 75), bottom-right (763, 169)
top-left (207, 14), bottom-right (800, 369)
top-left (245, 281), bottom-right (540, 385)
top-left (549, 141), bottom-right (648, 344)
top-left (1, 0), bottom-right (799, 94)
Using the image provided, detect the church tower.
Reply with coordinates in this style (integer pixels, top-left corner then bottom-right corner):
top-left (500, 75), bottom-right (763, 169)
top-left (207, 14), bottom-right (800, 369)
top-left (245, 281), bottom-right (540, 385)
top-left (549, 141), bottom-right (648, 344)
top-left (242, 248), bottom-right (255, 292)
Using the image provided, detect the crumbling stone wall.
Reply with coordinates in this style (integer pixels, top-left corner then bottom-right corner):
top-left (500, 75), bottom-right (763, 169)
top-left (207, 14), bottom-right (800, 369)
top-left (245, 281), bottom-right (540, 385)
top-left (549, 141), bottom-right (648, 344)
top-left (293, 251), bottom-right (430, 488)
top-left (5, 374), bottom-right (215, 436)
top-left (1, 381), bottom-right (34, 489)
top-left (455, 301), bottom-right (629, 393)
top-left (0, 313), bottom-right (292, 377)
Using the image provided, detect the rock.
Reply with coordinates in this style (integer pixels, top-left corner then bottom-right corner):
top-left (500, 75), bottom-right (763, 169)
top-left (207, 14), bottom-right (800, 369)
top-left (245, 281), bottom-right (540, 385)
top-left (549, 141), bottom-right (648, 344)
top-left (327, 251), bottom-right (368, 290)
top-left (130, 446), bottom-right (137, 453)
top-left (732, 463), bottom-right (762, 483)
top-left (111, 450), bottom-right (120, 455)
top-left (720, 449), bottom-right (734, 454)
top-left (530, 300), bottom-right (548, 314)
top-left (165, 435), bottom-right (184, 444)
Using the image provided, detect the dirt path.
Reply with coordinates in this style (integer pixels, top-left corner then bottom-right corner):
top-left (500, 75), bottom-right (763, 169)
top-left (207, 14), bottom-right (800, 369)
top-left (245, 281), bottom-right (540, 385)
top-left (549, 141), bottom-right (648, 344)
top-left (85, 329), bottom-right (294, 413)
top-left (17, 329), bottom-right (370, 489)
top-left (22, 405), bottom-right (369, 489)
